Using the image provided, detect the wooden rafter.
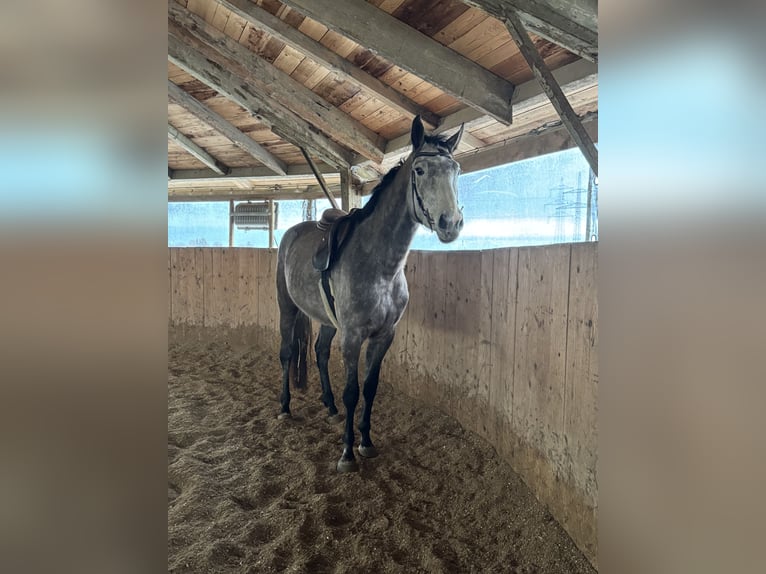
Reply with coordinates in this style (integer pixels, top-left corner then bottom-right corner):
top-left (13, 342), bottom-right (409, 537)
top-left (279, 0), bottom-right (516, 125)
top-left (461, 0), bottom-right (598, 62)
top-left (340, 168), bottom-right (361, 211)
top-left (358, 113), bottom-right (596, 194)
top-left (379, 59), bottom-right (597, 161)
top-left (168, 185), bottom-right (342, 202)
top-left (503, 9), bottom-right (598, 175)
top-left (456, 113), bottom-right (597, 174)
top-left (169, 163), bottom-right (337, 182)
top-left (169, 3), bottom-right (385, 163)
top-left (168, 80), bottom-right (287, 176)
top-left (217, 0), bottom-right (441, 128)
top-left (168, 33), bottom-right (351, 169)
top-left (167, 123), bottom-right (229, 175)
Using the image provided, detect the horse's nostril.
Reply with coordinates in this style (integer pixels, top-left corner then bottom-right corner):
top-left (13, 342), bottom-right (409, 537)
top-left (457, 217), bottom-right (464, 230)
top-left (438, 213), bottom-right (451, 230)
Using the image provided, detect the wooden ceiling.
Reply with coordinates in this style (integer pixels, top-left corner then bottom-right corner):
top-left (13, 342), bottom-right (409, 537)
top-left (167, 0), bottom-right (598, 202)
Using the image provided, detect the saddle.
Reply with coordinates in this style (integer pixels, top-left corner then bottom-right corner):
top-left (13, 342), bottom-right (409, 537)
top-left (312, 207), bottom-right (364, 328)
top-left (312, 208), bottom-right (362, 272)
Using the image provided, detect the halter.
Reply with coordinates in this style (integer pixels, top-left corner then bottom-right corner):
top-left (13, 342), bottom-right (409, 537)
top-left (409, 149), bottom-right (459, 230)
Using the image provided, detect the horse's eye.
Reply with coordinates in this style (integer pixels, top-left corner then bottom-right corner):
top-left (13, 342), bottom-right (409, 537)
top-left (415, 167), bottom-right (425, 176)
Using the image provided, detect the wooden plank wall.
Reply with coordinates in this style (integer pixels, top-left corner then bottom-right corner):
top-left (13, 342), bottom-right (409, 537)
top-left (168, 243), bottom-right (598, 564)
top-left (384, 244), bottom-right (598, 564)
top-left (169, 247), bottom-right (279, 337)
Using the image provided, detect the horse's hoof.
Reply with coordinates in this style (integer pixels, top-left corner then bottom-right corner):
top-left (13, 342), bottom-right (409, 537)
top-left (277, 412), bottom-right (292, 420)
top-left (358, 445), bottom-right (379, 458)
top-left (336, 458), bottom-right (359, 473)
top-left (326, 413), bottom-right (344, 424)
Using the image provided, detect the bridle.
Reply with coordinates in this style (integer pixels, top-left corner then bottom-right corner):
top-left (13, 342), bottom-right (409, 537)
top-left (409, 149), bottom-right (461, 230)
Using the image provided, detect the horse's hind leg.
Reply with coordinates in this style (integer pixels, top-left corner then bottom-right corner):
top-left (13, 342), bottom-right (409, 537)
top-left (275, 251), bottom-right (304, 420)
top-left (315, 324), bottom-right (341, 422)
top-left (337, 331), bottom-right (363, 473)
top-left (277, 305), bottom-right (299, 419)
top-left (358, 329), bottom-right (395, 458)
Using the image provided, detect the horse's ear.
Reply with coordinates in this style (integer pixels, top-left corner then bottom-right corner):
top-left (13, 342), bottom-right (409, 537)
top-left (445, 123), bottom-right (464, 154)
top-left (411, 115), bottom-right (425, 150)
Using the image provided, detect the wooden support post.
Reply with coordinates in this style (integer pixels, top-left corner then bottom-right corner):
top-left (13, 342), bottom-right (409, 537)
top-left (585, 170), bottom-right (598, 241)
top-left (503, 10), bottom-right (598, 176)
top-left (340, 168), bottom-right (361, 212)
top-left (228, 200), bottom-right (234, 247)
top-left (268, 200), bottom-right (275, 249)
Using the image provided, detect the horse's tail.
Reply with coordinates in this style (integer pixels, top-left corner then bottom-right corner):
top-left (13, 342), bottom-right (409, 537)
top-left (289, 311), bottom-right (312, 390)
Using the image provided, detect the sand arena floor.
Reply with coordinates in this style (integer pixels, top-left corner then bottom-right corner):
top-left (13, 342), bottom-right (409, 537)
top-left (168, 332), bottom-right (595, 573)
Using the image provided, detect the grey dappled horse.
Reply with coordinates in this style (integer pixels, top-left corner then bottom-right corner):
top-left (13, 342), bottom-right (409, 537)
top-left (276, 116), bottom-right (464, 472)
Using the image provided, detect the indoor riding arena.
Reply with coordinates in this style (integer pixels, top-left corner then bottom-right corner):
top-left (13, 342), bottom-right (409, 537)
top-left (168, 1), bottom-right (598, 572)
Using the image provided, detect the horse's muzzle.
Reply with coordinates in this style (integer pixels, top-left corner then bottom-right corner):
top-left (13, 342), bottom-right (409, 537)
top-left (436, 212), bottom-right (463, 243)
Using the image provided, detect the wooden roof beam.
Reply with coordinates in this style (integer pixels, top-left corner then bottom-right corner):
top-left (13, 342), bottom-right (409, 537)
top-left (456, 112), bottom-right (597, 174)
top-left (167, 123), bottom-right (229, 175)
top-left (169, 3), bottom-right (385, 163)
top-left (168, 80), bottom-right (287, 176)
top-left (279, 0), bottom-right (515, 125)
top-left (361, 113), bottom-right (598, 195)
top-left (169, 163), bottom-right (337, 182)
top-left (217, 0), bottom-right (441, 129)
top-left (168, 35), bottom-right (351, 169)
top-left (377, 59), bottom-right (597, 162)
top-left (168, 185), bottom-right (342, 202)
top-left (503, 9), bottom-right (598, 175)
top-left (461, 0), bottom-right (598, 62)
top-left (359, 114), bottom-right (597, 194)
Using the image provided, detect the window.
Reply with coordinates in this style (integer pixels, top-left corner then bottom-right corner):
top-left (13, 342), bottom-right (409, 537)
top-left (167, 148), bottom-right (597, 249)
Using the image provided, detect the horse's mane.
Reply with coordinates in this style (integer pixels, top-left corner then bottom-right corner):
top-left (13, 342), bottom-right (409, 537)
top-left (360, 161), bottom-right (403, 217)
top-left (360, 133), bottom-right (453, 217)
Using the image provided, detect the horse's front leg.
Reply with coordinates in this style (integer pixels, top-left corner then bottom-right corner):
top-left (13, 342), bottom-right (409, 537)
top-left (358, 329), bottom-right (395, 458)
top-left (337, 331), bottom-right (363, 473)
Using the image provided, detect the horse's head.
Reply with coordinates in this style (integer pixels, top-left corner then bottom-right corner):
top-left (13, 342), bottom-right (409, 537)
top-left (408, 115), bottom-right (464, 243)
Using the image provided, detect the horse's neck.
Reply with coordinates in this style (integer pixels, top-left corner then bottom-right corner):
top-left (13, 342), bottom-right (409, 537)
top-left (358, 162), bottom-right (418, 276)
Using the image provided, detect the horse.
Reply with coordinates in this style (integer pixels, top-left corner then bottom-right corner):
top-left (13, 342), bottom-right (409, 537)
top-left (275, 115), bottom-right (464, 472)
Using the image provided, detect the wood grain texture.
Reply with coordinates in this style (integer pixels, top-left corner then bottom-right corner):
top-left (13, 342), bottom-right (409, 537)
top-left (563, 243), bottom-right (598, 495)
top-left (402, 250), bottom-right (425, 400)
top-left (168, 30), bottom-right (354, 168)
top-left (168, 80), bottom-right (287, 175)
top-left (218, 0), bottom-right (439, 127)
top-left (460, 0), bottom-right (598, 61)
top-left (503, 10), bottom-right (598, 174)
top-left (513, 244), bottom-right (570, 456)
top-left (170, 248), bottom-right (204, 325)
top-left (168, 123), bottom-right (228, 175)
top-left (488, 247), bottom-right (518, 450)
top-left (169, 3), bottom-right (384, 163)
top-left (380, 58), bottom-right (596, 160)
top-left (458, 113), bottom-right (597, 174)
top-left (279, 0), bottom-right (515, 124)
top-left (477, 249), bottom-right (495, 437)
